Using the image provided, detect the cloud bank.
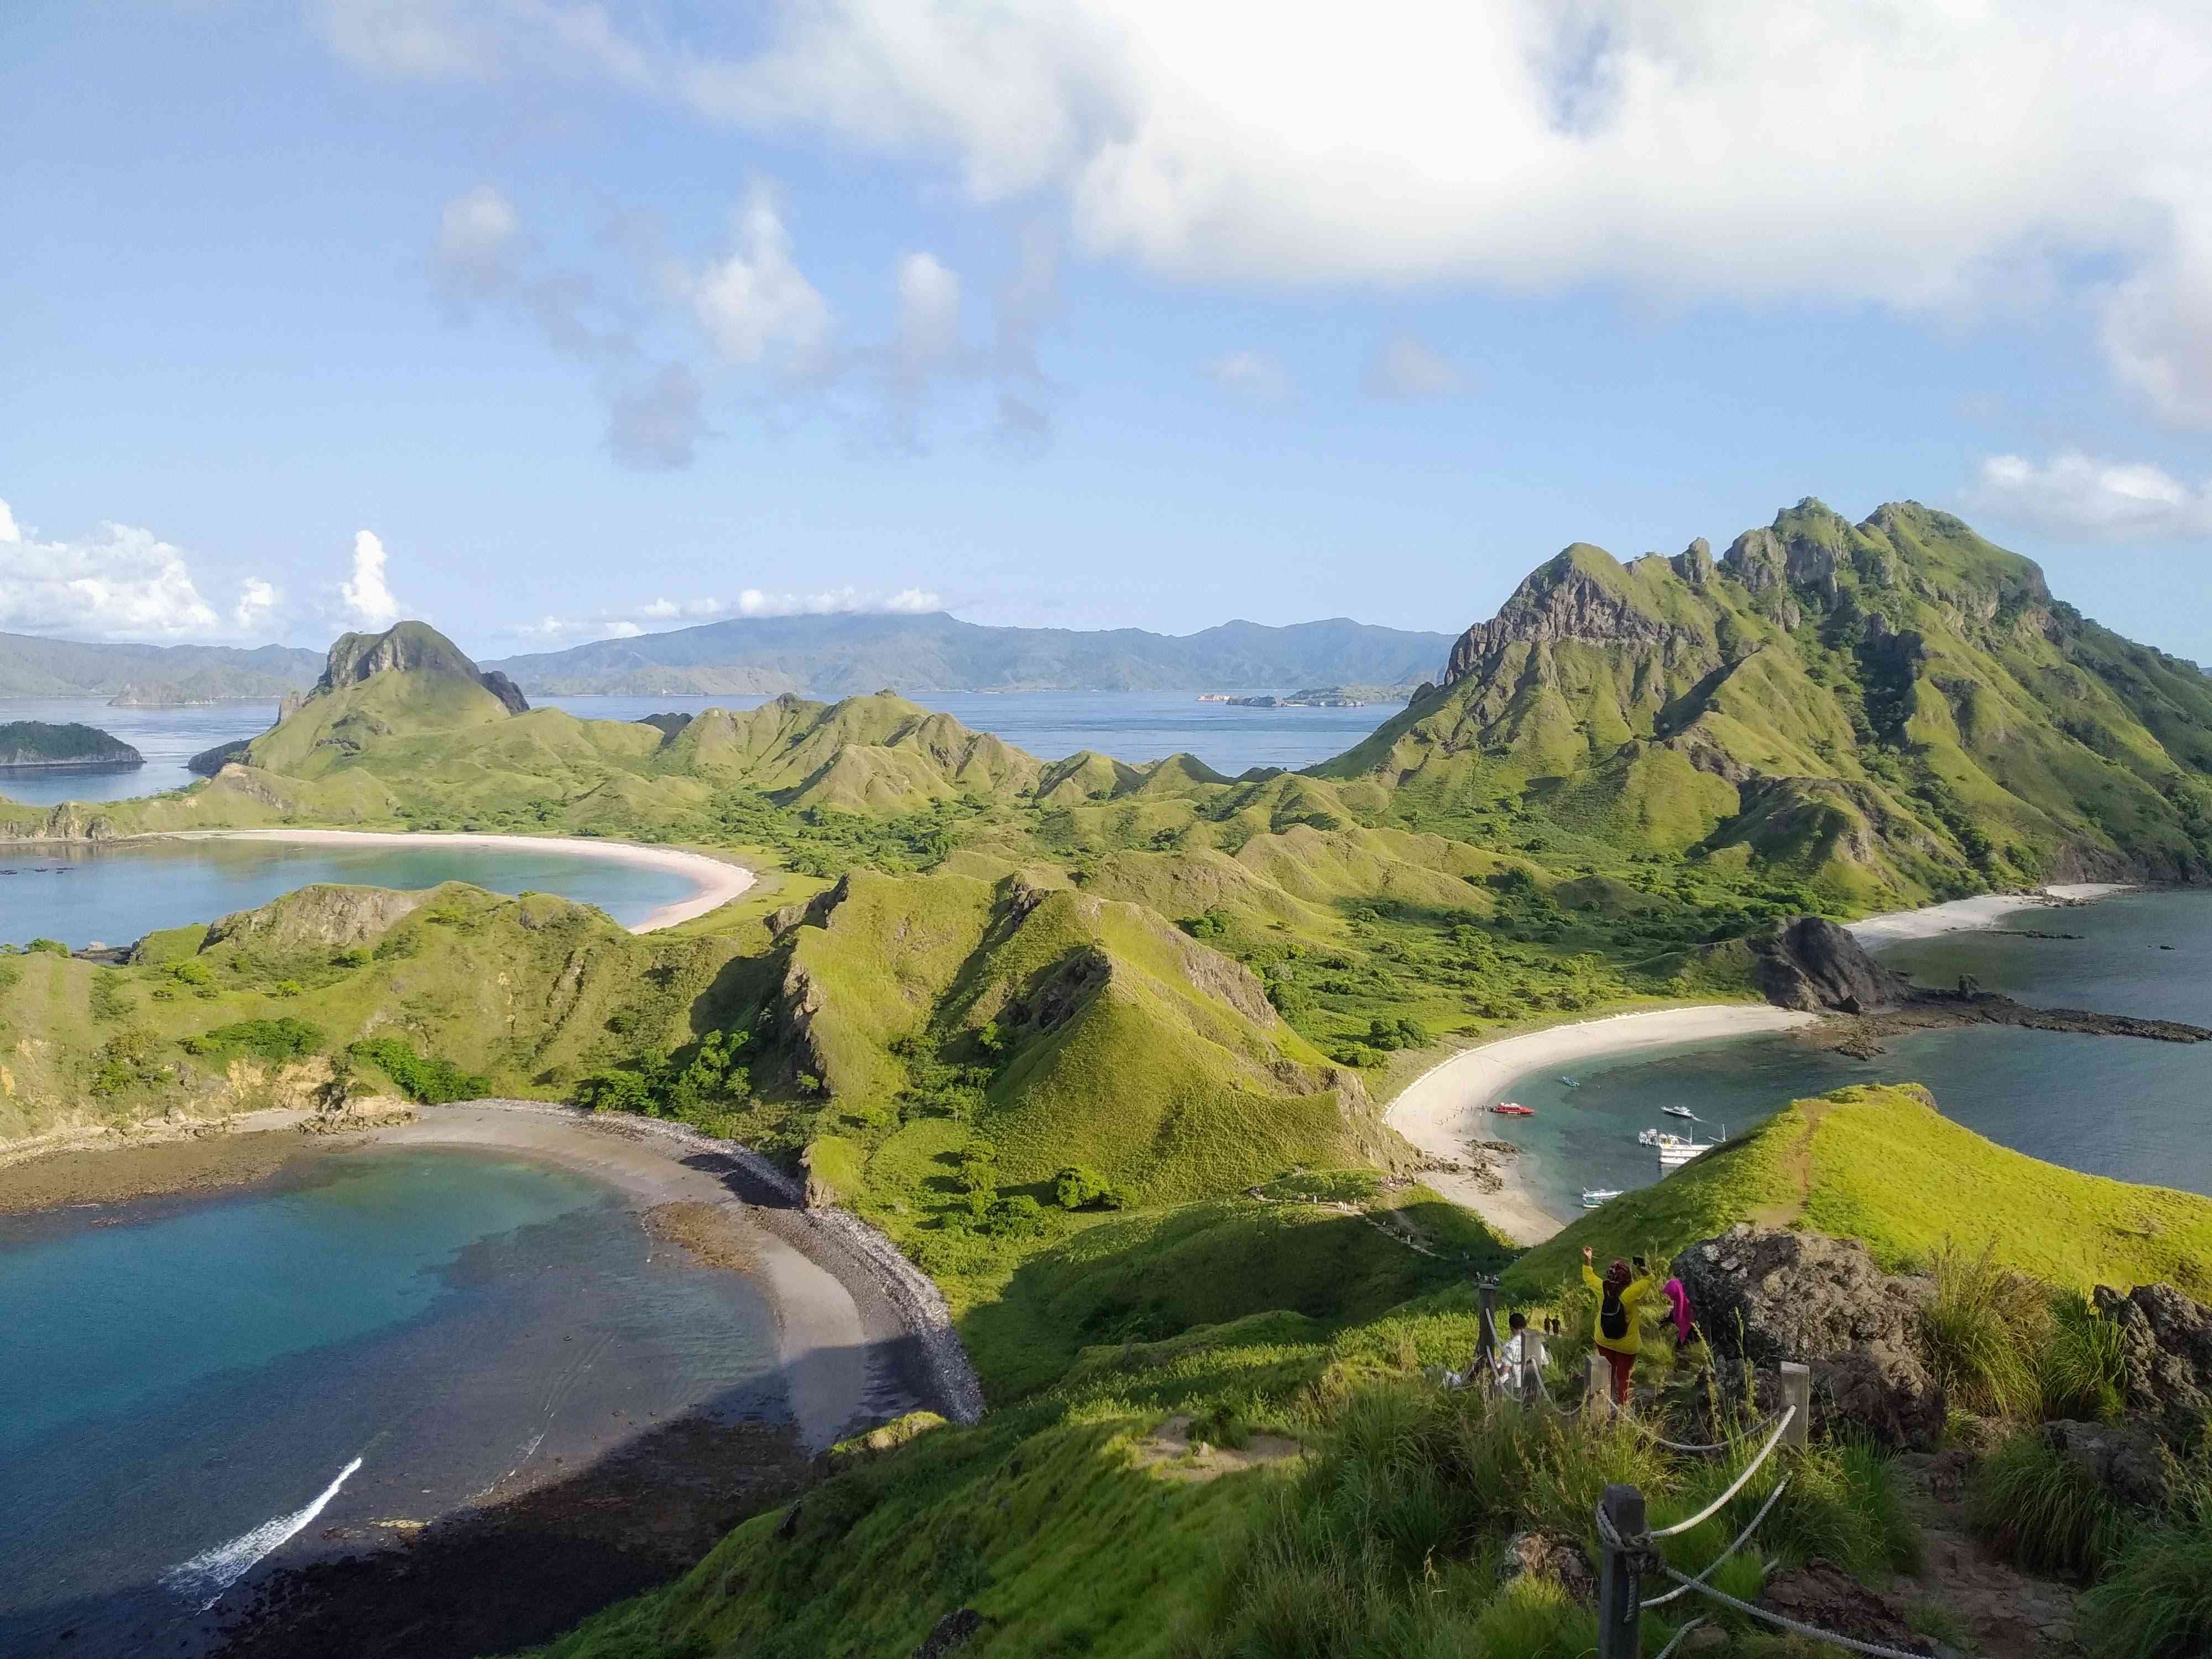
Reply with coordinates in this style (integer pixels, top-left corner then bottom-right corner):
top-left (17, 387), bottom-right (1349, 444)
top-left (0, 495), bottom-right (281, 641)
top-left (1971, 452), bottom-right (2212, 540)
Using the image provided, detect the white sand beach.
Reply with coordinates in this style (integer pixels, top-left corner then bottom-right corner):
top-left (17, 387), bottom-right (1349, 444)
top-left (1845, 881), bottom-right (2134, 947)
top-left (169, 828), bottom-right (755, 932)
top-left (1388, 1005), bottom-right (1819, 1246)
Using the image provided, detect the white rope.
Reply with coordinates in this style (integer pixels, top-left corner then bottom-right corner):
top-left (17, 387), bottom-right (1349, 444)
top-left (1655, 1565), bottom-right (1932, 1659)
top-left (1641, 1476), bottom-right (1789, 1608)
top-left (1648, 1617), bottom-right (1708, 1659)
top-left (1647, 1405), bottom-right (1795, 1539)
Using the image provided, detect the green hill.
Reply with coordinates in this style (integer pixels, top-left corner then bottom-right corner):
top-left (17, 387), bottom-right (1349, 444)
top-left (1323, 501), bottom-right (2212, 907)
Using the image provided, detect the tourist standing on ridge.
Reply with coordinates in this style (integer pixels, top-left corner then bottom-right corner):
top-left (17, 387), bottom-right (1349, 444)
top-left (1581, 1246), bottom-right (1654, 1405)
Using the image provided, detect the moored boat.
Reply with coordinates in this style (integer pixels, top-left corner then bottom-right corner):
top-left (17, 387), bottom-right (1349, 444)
top-left (1580, 1187), bottom-right (1621, 1208)
top-left (1490, 1100), bottom-right (1535, 1117)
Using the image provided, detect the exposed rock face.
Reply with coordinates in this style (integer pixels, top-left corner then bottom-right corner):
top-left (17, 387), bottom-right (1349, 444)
top-left (198, 883), bottom-right (436, 951)
top-left (2043, 1418), bottom-right (2172, 1511)
top-left (912, 1609), bottom-right (983, 1659)
top-left (2093, 1282), bottom-right (2212, 1441)
top-left (1441, 547), bottom-right (1693, 688)
top-left (0, 721), bottom-right (143, 769)
top-left (316, 620), bottom-right (530, 713)
top-left (1671, 1227), bottom-right (1944, 1448)
top-left (1759, 1559), bottom-right (1938, 1656)
top-left (1496, 1529), bottom-right (1596, 1605)
top-left (187, 736), bottom-right (255, 775)
top-left (1746, 916), bottom-right (1912, 1014)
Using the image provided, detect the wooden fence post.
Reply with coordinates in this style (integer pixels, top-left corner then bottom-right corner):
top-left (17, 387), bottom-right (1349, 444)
top-left (1596, 1483), bottom-right (1646, 1659)
top-left (1780, 1361), bottom-right (1811, 1447)
top-left (1523, 1329), bottom-right (1548, 1405)
top-left (1475, 1275), bottom-right (1500, 1384)
top-left (1587, 1350), bottom-right (1610, 1416)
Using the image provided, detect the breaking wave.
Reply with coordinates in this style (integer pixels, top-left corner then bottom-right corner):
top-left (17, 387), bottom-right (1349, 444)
top-left (159, 1455), bottom-right (364, 1610)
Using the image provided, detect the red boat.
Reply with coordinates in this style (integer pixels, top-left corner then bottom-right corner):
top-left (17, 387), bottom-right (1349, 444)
top-left (1490, 1101), bottom-right (1535, 1117)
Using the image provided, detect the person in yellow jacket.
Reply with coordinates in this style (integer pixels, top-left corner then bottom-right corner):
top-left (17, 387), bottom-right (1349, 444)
top-left (1581, 1245), bottom-right (1656, 1406)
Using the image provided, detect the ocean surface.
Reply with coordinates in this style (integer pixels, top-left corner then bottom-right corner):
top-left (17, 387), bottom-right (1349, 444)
top-left (1490, 889), bottom-right (2212, 1220)
top-left (0, 837), bottom-right (701, 949)
top-left (0, 1147), bottom-right (782, 1657)
top-left (0, 690), bottom-right (1397, 810)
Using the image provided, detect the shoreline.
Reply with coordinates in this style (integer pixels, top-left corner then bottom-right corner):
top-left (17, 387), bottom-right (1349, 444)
top-left (1844, 880), bottom-right (2134, 947)
top-left (147, 828), bottom-right (757, 932)
top-left (1387, 1005), bottom-right (1818, 1246)
top-left (0, 1099), bottom-right (981, 1441)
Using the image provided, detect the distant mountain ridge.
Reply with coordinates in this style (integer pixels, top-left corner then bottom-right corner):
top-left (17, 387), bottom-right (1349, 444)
top-left (0, 633), bottom-right (322, 700)
top-left (480, 612), bottom-right (1452, 696)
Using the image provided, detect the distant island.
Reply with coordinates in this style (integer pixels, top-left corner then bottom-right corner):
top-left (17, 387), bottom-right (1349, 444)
top-left (0, 720), bottom-right (144, 770)
top-left (1197, 684), bottom-right (1418, 708)
top-left (0, 632), bottom-right (321, 699)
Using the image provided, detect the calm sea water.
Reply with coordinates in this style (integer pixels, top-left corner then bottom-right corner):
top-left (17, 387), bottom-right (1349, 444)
top-left (1491, 890), bottom-right (2212, 1220)
top-left (0, 1147), bottom-right (781, 1657)
top-left (0, 690), bottom-right (1395, 812)
top-left (0, 838), bottom-right (700, 949)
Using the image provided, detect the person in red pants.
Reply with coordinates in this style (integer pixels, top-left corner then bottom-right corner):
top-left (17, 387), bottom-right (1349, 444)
top-left (1581, 1245), bottom-right (1655, 1406)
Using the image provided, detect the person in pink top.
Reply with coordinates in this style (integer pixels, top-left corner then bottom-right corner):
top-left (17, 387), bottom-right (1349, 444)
top-left (1662, 1276), bottom-right (1699, 1349)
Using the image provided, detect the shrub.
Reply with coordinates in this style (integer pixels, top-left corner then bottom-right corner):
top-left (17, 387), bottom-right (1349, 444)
top-left (90, 973), bottom-right (132, 1022)
top-left (1053, 1165), bottom-right (1125, 1211)
top-left (2083, 1461), bottom-right (2212, 1659)
top-left (349, 1036), bottom-right (488, 1104)
top-left (1969, 1430), bottom-right (2135, 1578)
top-left (1921, 1241), bottom-right (2045, 1417)
top-left (27, 938), bottom-right (68, 957)
top-left (977, 1194), bottom-right (1050, 1239)
top-left (2039, 1293), bottom-right (2131, 1422)
top-left (186, 1017), bottom-right (326, 1065)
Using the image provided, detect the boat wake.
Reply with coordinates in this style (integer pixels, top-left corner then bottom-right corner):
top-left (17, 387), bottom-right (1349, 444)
top-left (159, 1455), bottom-right (364, 1611)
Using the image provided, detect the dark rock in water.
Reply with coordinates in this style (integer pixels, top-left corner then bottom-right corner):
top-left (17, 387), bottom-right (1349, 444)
top-left (0, 721), bottom-right (144, 770)
top-left (913, 1608), bottom-right (983, 1658)
top-left (1760, 1558), bottom-right (1938, 1655)
top-left (187, 735), bottom-right (255, 775)
top-left (1671, 1227), bottom-right (1944, 1449)
top-left (1745, 916), bottom-right (1911, 1014)
top-left (1496, 1528), bottom-right (1596, 1605)
top-left (2093, 1282), bottom-right (2212, 1442)
top-left (2043, 1418), bottom-right (2171, 1511)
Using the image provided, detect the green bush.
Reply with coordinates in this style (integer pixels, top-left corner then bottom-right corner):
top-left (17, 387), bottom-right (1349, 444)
top-left (1969, 1430), bottom-right (2135, 1578)
top-left (186, 1017), bottom-right (326, 1065)
top-left (1054, 1165), bottom-right (1125, 1211)
top-left (1921, 1241), bottom-right (2044, 1418)
top-left (349, 1036), bottom-right (488, 1104)
top-left (27, 938), bottom-right (68, 957)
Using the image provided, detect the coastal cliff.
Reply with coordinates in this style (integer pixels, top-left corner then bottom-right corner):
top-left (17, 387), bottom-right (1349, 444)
top-left (0, 721), bottom-right (143, 770)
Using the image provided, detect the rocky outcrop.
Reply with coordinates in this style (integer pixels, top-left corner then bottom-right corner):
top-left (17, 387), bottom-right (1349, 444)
top-left (1671, 1227), bottom-right (1944, 1448)
top-left (186, 736), bottom-right (255, 775)
top-left (912, 1609), bottom-right (984, 1658)
top-left (1441, 547), bottom-right (1694, 688)
top-left (314, 620), bottom-right (530, 713)
top-left (0, 721), bottom-right (143, 769)
top-left (1746, 916), bottom-right (1912, 1014)
top-left (198, 883), bottom-right (437, 951)
top-left (2043, 1418), bottom-right (2172, 1511)
top-left (1496, 1529), bottom-right (1595, 1605)
top-left (2093, 1282), bottom-right (2212, 1442)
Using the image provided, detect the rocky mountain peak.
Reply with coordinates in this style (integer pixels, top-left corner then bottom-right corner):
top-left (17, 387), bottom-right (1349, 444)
top-left (1442, 545), bottom-right (1674, 686)
top-left (309, 620), bottom-right (529, 715)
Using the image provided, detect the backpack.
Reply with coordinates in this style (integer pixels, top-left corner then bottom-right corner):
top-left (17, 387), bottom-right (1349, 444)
top-left (1600, 1284), bottom-right (1628, 1343)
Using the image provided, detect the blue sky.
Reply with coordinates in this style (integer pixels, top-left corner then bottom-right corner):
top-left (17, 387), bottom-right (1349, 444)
top-left (4, 2), bottom-right (2210, 660)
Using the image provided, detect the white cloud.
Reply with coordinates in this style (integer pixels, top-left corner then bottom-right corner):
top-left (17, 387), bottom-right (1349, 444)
top-left (1363, 333), bottom-right (1465, 399)
top-left (342, 530), bottom-right (404, 627)
top-left (884, 587), bottom-right (943, 614)
top-left (0, 495), bottom-right (225, 639)
top-left (499, 585), bottom-right (946, 643)
top-left (330, 2), bottom-right (2212, 424)
top-left (681, 186), bottom-right (830, 371)
top-left (1969, 452), bottom-right (2212, 540)
top-left (233, 577), bottom-right (280, 632)
top-left (434, 182), bottom-right (523, 298)
top-left (894, 252), bottom-right (963, 378)
top-left (1200, 350), bottom-right (1292, 405)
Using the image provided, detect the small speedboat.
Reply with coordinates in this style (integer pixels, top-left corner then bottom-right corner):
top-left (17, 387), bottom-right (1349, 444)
top-left (1490, 1101), bottom-right (1535, 1117)
top-left (1558, 1075), bottom-right (1581, 1088)
top-left (1663, 1105), bottom-right (1697, 1120)
top-left (1637, 1128), bottom-right (1687, 1149)
top-left (1580, 1188), bottom-right (1622, 1208)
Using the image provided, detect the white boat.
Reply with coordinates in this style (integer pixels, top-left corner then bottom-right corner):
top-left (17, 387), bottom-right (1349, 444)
top-left (1663, 1105), bottom-right (1697, 1120)
top-left (1580, 1188), bottom-right (1622, 1208)
top-left (1657, 1124), bottom-right (1726, 1167)
top-left (1637, 1128), bottom-right (1688, 1149)
top-left (1558, 1075), bottom-right (1582, 1088)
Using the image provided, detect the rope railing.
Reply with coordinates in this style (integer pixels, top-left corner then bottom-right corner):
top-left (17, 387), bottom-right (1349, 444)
top-left (1640, 1476), bottom-right (1788, 1609)
top-left (1647, 1405), bottom-right (1794, 1539)
top-left (1646, 1618), bottom-right (1708, 1659)
top-left (1651, 1567), bottom-right (1933, 1659)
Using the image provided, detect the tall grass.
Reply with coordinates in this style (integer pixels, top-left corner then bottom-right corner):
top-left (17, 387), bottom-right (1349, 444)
top-left (1920, 1241), bottom-right (2047, 1418)
top-left (1968, 1431), bottom-right (2135, 1579)
top-left (2038, 1293), bottom-right (2131, 1422)
top-left (2079, 1454), bottom-right (2212, 1659)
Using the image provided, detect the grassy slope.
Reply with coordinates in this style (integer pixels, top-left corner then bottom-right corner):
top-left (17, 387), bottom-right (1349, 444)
top-left (1506, 1081), bottom-right (2212, 1299)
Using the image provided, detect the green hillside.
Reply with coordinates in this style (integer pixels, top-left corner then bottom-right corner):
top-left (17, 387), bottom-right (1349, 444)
top-left (1323, 501), bottom-right (2212, 907)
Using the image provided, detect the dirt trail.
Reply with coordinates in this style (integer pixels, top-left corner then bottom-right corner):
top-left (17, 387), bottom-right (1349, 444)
top-left (1891, 1451), bottom-right (2079, 1657)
